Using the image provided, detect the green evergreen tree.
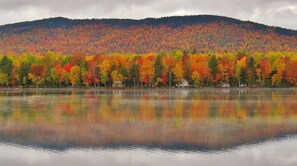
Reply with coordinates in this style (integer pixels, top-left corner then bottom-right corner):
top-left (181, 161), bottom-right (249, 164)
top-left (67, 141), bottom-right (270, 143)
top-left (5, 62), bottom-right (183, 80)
top-left (129, 63), bottom-right (140, 87)
top-left (154, 54), bottom-right (163, 85)
top-left (247, 57), bottom-right (257, 86)
top-left (208, 55), bottom-right (219, 80)
top-left (240, 68), bottom-right (248, 85)
top-left (119, 66), bottom-right (128, 84)
top-left (19, 62), bottom-right (31, 87)
top-left (0, 56), bottom-right (13, 77)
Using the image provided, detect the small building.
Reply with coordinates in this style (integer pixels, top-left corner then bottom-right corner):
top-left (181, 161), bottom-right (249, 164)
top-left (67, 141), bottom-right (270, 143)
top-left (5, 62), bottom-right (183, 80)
top-left (113, 81), bottom-right (124, 88)
top-left (176, 79), bottom-right (190, 88)
top-left (240, 84), bottom-right (247, 87)
top-left (220, 82), bottom-right (230, 88)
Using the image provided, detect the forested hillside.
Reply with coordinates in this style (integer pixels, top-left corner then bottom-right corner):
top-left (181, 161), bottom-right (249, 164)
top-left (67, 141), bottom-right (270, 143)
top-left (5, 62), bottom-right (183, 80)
top-left (1, 15), bottom-right (297, 55)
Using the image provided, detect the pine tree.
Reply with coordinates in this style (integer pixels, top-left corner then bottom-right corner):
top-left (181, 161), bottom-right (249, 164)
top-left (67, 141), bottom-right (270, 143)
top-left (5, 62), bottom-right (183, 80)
top-left (154, 54), bottom-right (163, 85)
top-left (129, 63), bottom-right (140, 87)
top-left (247, 57), bottom-right (257, 87)
top-left (119, 66), bottom-right (128, 84)
top-left (208, 55), bottom-right (219, 83)
top-left (0, 56), bottom-right (13, 77)
top-left (19, 62), bottom-right (31, 87)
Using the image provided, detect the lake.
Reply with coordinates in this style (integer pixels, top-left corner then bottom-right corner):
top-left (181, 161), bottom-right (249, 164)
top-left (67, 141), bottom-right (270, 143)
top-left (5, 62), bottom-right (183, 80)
top-left (0, 88), bottom-right (296, 166)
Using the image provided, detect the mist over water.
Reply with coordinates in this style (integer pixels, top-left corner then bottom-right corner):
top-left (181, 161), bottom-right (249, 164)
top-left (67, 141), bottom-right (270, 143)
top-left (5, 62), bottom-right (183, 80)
top-left (0, 88), bottom-right (296, 166)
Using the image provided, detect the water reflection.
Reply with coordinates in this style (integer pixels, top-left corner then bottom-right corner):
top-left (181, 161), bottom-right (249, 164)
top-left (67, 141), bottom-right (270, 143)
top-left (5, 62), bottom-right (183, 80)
top-left (0, 136), bottom-right (296, 166)
top-left (0, 89), bottom-right (296, 150)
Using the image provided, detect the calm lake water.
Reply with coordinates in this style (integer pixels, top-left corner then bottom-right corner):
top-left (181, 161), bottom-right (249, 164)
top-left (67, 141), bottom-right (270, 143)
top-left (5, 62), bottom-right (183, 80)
top-left (0, 88), bottom-right (296, 166)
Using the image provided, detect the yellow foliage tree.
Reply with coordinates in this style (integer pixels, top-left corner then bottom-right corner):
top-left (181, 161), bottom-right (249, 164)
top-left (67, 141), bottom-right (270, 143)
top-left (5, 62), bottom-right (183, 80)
top-left (173, 60), bottom-right (184, 84)
top-left (70, 65), bottom-right (81, 86)
top-left (111, 70), bottom-right (124, 83)
top-left (191, 71), bottom-right (201, 87)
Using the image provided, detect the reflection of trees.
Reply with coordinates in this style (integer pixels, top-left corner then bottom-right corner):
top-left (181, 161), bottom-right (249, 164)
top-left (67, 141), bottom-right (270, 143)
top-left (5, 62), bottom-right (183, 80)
top-left (0, 89), bottom-right (296, 123)
top-left (0, 89), bottom-right (296, 149)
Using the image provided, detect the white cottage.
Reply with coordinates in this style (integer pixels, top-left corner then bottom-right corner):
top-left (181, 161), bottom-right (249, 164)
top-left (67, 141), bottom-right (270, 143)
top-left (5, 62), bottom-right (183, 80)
top-left (220, 82), bottom-right (230, 88)
top-left (113, 81), bottom-right (124, 88)
top-left (176, 79), bottom-right (189, 88)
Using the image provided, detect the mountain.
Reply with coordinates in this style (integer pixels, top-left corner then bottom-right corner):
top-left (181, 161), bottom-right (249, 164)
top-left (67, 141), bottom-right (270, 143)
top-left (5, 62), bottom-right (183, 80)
top-left (0, 15), bottom-right (297, 55)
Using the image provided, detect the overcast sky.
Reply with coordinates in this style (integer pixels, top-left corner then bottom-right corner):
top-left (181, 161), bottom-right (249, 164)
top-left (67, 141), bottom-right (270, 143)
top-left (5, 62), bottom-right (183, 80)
top-left (0, 0), bottom-right (296, 29)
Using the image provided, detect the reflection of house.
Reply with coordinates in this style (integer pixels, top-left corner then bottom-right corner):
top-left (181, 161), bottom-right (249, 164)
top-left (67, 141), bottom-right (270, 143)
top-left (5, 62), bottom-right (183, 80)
top-left (176, 79), bottom-right (189, 88)
top-left (113, 81), bottom-right (124, 88)
top-left (220, 82), bottom-right (230, 88)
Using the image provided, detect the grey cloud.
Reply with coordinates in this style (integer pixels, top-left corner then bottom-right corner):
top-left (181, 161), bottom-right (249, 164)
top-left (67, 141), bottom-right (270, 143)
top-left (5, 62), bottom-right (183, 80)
top-left (0, 0), bottom-right (296, 29)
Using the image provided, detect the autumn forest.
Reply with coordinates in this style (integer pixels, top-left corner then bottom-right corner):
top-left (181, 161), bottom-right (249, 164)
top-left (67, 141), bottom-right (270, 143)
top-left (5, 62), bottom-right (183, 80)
top-left (0, 16), bottom-right (297, 88)
top-left (0, 50), bottom-right (296, 88)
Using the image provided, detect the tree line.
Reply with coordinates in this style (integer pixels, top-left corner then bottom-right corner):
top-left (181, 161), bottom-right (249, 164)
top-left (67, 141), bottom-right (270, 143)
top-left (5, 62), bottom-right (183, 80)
top-left (0, 50), bottom-right (296, 88)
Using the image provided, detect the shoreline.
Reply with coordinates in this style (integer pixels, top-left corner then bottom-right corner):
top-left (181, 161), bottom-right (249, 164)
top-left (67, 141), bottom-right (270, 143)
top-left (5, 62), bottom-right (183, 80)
top-left (0, 87), bottom-right (297, 92)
